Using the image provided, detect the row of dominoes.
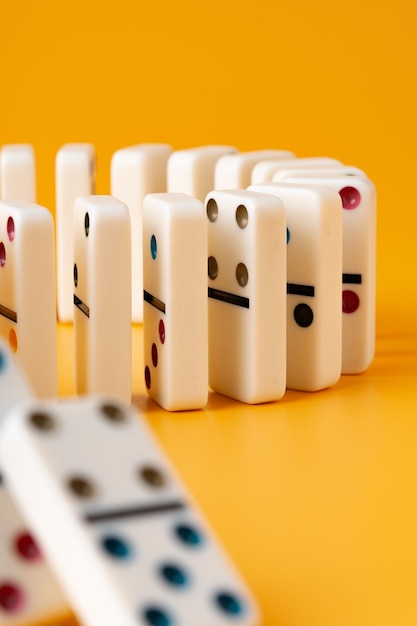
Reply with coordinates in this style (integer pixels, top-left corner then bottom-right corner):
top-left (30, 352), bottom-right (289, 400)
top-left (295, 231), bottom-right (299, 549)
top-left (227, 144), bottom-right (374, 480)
top-left (143, 174), bottom-right (375, 410)
top-left (0, 143), bottom-right (376, 409)
top-left (0, 337), bottom-right (261, 626)
top-left (0, 142), bottom-right (371, 322)
top-left (0, 144), bottom-right (375, 626)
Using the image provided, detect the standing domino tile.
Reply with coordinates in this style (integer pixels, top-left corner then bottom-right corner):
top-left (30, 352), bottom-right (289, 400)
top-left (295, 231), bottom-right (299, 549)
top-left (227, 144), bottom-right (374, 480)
top-left (0, 200), bottom-right (57, 398)
top-left (0, 395), bottom-right (261, 626)
top-left (279, 175), bottom-right (376, 374)
top-left (250, 157), bottom-right (342, 185)
top-left (272, 165), bottom-right (368, 182)
top-left (73, 196), bottom-right (131, 403)
top-left (206, 189), bottom-right (286, 403)
top-left (249, 182), bottom-right (343, 391)
top-left (0, 338), bottom-right (76, 626)
top-left (214, 150), bottom-right (295, 190)
top-left (111, 144), bottom-right (173, 323)
top-left (167, 145), bottom-right (237, 202)
top-left (56, 143), bottom-right (96, 322)
top-left (143, 193), bottom-right (207, 411)
top-left (0, 145), bottom-right (36, 203)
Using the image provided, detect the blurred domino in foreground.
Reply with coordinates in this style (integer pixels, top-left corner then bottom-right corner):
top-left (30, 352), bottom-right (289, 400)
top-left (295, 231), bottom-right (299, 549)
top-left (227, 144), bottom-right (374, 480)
top-left (206, 189), bottom-right (287, 403)
top-left (0, 478), bottom-right (77, 626)
top-left (56, 143), bottom-right (96, 322)
top-left (111, 144), bottom-right (173, 322)
top-left (0, 338), bottom-right (76, 626)
top-left (0, 145), bottom-right (36, 202)
top-left (0, 395), bottom-right (261, 626)
top-left (0, 200), bottom-right (57, 398)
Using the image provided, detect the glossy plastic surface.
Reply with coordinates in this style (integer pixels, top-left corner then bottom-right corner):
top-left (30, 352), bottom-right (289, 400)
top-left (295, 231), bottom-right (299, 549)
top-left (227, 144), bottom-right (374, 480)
top-left (54, 311), bottom-right (417, 626)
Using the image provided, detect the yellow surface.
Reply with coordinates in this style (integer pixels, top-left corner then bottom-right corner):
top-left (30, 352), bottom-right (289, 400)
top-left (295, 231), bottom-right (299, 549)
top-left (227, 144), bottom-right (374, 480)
top-left (2, 0), bottom-right (417, 624)
top-left (26, 611), bottom-right (79, 626)
top-left (57, 319), bottom-right (417, 626)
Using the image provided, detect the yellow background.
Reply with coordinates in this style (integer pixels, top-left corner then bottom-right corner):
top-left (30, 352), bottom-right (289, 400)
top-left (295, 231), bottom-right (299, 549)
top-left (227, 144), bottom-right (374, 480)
top-left (1, 0), bottom-right (417, 624)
